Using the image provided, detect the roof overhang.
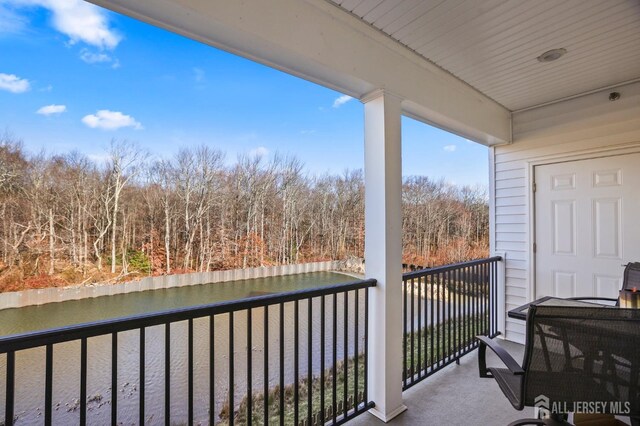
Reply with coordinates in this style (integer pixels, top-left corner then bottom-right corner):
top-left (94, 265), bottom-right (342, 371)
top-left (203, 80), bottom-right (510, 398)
top-left (89, 0), bottom-right (512, 145)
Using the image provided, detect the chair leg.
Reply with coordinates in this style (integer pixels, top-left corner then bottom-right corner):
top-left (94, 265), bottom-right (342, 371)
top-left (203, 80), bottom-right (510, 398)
top-left (508, 419), bottom-right (547, 426)
top-left (508, 414), bottom-right (571, 426)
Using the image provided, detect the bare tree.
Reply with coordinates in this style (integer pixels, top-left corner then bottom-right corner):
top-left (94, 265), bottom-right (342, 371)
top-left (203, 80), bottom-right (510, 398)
top-left (107, 140), bottom-right (144, 274)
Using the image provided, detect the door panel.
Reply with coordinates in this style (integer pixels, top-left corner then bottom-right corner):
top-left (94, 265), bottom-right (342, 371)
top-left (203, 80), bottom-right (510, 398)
top-left (534, 153), bottom-right (640, 299)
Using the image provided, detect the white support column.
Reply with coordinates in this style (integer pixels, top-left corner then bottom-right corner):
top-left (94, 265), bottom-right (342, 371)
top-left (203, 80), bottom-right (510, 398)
top-left (363, 89), bottom-right (407, 422)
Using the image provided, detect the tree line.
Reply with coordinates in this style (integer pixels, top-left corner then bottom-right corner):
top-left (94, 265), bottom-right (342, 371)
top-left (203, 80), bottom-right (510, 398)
top-left (0, 135), bottom-right (488, 291)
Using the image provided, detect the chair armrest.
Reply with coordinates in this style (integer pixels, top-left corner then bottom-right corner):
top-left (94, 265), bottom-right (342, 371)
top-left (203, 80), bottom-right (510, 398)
top-left (567, 297), bottom-right (618, 304)
top-left (476, 335), bottom-right (524, 378)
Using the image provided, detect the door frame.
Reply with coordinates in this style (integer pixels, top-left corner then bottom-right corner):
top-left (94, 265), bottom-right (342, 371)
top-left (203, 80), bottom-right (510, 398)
top-left (526, 142), bottom-right (640, 302)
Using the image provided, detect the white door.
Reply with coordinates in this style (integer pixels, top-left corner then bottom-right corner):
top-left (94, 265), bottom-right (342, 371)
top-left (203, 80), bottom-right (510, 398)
top-left (534, 153), bottom-right (640, 299)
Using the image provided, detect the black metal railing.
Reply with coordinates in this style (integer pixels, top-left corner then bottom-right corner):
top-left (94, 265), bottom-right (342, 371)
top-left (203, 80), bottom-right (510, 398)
top-left (0, 279), bottom-right (376, 426)
top-left (401, 256), bottom-right (502, 390)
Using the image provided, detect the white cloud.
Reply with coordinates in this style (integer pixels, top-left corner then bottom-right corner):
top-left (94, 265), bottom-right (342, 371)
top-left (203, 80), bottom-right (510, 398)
top-left (80, 49), bottom-right (111, 64)
top-left (300, 129), bottom-right (316, 135)
top-left (36, 104), bottom-right (66, 115)
top-left (79, 49), bottom-right (120, 69)
top-left (82, 110), bottom-right (143, 130)
top-left (249, 146), bottom-right (269, 158)
top-left (443, 144), bottom-right (457, 152)
top-left (193, 67), bottom-right (205, 83)
top-left (0, 4), bottom-right (28, 34)
top-left (11, 0), bottom-right (121, 49)
top-left (0, 73), bottom-right (30, 93)
top-left (332, 95), bottom-right (353, 108)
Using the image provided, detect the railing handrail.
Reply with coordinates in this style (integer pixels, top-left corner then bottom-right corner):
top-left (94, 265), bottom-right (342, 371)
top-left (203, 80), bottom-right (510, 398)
top-left (402, 256), bottom-right (502, 280)
top-left (0, 278), bottom-right (376, 353)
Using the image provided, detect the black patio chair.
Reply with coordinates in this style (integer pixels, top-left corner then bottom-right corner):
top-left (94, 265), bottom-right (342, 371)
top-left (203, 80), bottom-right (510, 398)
top-left (477, 304), bottom-right (640, 426)
top-left (568, 262), bottom-right (640, 306)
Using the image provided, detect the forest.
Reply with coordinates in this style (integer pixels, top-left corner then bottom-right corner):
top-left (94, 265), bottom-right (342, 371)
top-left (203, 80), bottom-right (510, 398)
top-left (0, 135), bottom-right (489, 292)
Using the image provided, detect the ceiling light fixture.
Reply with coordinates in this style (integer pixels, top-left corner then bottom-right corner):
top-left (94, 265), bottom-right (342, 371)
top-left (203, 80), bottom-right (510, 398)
top-left (537, 48), bottom-right (567, 63)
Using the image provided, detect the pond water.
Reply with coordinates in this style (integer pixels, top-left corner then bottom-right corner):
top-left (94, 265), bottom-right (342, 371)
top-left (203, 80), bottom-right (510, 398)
top-left (0, 272), bottom-right (365, 425)
top-left (0, 272), bottom-right (354, 336)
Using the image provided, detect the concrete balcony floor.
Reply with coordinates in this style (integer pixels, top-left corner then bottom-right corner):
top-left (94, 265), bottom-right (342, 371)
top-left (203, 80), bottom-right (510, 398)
top-left (350, 340), bottom-right (533, 425)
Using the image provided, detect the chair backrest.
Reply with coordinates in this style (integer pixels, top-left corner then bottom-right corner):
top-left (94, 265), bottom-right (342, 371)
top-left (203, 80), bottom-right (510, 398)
top-left (521, 305), bottom-right (640, 416)
top-left (622, 262), bottom-right (640, 291)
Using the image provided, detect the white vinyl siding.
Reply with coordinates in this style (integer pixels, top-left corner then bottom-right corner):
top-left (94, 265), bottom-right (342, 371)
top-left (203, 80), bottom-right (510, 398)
top-left (494, 81), bottom-right (640, 343)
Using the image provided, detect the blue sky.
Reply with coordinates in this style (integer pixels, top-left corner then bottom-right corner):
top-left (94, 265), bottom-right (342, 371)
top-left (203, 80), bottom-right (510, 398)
top-left (0, 0), bottom-right (488, 186)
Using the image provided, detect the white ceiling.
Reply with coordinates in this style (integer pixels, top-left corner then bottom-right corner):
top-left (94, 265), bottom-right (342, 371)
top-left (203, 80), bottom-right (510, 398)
top-left (328, 0), bottom-right (640, 111)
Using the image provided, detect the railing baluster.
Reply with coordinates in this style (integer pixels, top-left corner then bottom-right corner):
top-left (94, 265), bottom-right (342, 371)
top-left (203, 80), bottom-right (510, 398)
top-left (5, 351), bottom-right (15, 426)
top-left (470, 265), bottom-right (475, 343)
top-left (410, 277), bottom-right (415, 382)
top-left (430, 272), bottom-right (434, 372)
top-left (188, 319), bottom-right (194, 426)
top-left (475, 264), bottom-right (479, 344)
top-left (476, 264), bottom-right (480, 342)
top-left (307, 298), bottom-right (313, 426)
top-left (455, 268), bottom-right (460, 358)
top-left (332, 293), bottom-right (337, 424)
top-left (464, 266), bottom-right (469, 351)
top-left (364, 287), bottom-right (369, 406)
top-left (493, 260), bottom-right (498, 336)
top-left (452, 269), bottom-right (457, 362)
top-left (438, 273), bottom-right (447, 367)
top-left (353, 290), bottom-right (359, 410)
top-left (484, 263), bottom-right (488, 335)
top-left (482, 263), bottom-right (487, 335)
top-left (486, 262), bottom-right (490, 334)
top-left (320, 295), bottom-right (326, 425)
top-left (488, 262), bottom-right (498, 337)
top-left (263, 307), bottom-right (268, 426)
top-left (471, 265), bottom-right (476, 344)
top-left (343, 291), bottom-right (348, 420)
top-left (229, 312), bottom-right (235, 426)
top-left (45, 344), bottom-right (53, 426)
top-left (140, 327), bottom-right (146, 426)
top-left (112, 332), bottom-right (118, 426)
top-left (279, 303), bottom-right (284, 426)
top-left (80, 337), bottom-right (87, 426)
top-left (417, 276), bottom-right (422, 379)
top-left (247, 309), bottom-right (253, 426)
top-left (166, 323), bottom-right (171, 426)
top-left (447, 269), bottom-right (451, 362)
top-left (294, 300), bottom-right (299, 426)
top-left (488, 261), bottom-right (492, 335)
top-left (403, 276), bottom-right (407, 386)
top-left (423, 276), bottom-right (428, 373)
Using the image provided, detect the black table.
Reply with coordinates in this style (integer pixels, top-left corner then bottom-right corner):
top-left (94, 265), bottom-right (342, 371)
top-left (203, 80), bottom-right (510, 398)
top-left (507, 296), bottom-right (612, 320)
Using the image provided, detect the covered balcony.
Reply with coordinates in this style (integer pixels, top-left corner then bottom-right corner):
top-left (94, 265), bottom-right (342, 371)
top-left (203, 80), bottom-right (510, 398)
top-left (2, 0), bottom-right (640, 425)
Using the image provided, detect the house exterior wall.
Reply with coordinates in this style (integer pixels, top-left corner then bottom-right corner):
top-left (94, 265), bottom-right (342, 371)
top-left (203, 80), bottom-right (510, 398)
top-left (493, 81), bottom-right (640, 343)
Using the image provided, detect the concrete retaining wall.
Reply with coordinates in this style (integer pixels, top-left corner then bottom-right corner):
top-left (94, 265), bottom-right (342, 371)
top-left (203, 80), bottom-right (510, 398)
top-left (0, 261), bottom-right (340, 310)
